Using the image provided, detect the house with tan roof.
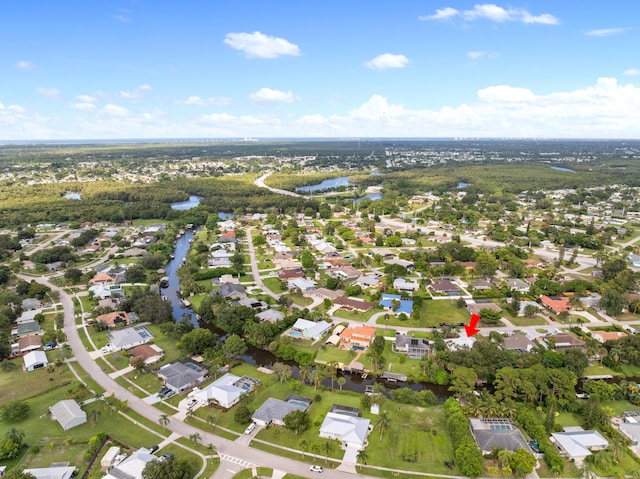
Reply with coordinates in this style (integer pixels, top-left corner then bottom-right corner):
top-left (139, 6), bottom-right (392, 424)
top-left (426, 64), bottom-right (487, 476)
top-left (334, 297), bottom-right (373, 313)
top-left (128, 344), bottom-right (164, 365)
top-left (339, 325), bottom-right (376, 349)
top-left (540, 295), bottom-right (570, 314)
top-left (96, 311), bottom-right (130, 328)
top-left (591, 330), bottom-right (627, 343)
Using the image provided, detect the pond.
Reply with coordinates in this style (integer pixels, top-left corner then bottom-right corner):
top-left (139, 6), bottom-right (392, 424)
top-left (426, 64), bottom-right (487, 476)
top-left (457, 182), bottom-right (470, 189)
top-left (355, 193), bottom-right (382, 203)
top-left (295, 176), bottom-right (353, 193)
top-left (64, 192), bottom-right (82, 200)
top-left (550, 166), bottom-right (576, 173)
top-left (170, 195), bottom-right (203, 210)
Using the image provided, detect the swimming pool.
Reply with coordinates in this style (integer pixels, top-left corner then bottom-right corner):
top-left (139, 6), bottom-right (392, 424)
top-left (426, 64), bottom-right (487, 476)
top-left (288, 331), bottom-right (303, 337)
top-left (288, 399), bottom-right (309, 409)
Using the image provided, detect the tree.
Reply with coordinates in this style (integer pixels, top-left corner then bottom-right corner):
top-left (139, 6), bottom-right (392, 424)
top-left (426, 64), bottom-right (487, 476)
top-left (283, 409), bottom-right (310, 435)
top-left (0, 400), bottom-right (30, 423)
top-left (159, 414), bottom-right (170, 431)
top-left (64, 268), bottom-right (83, 283)
top-left (125, 264), bottom-right (147, 283)
top-left (508, 448), bottom-right (536, 477)
top-left (322, 440), bottom-right (333, 464)
top-left (356, 449), bottom-right (368, 469)
top-left (454, 443), bottom-right (483, 477)
top-left (298, 438), bottom-right (309, 458)
top-left (476, 252), bottom-right (498, 277)
top-left (376, 410), bottom-right (391, 440)
top-left (272, 362), bottom-right (292, 384)
top-left (479, 308), bottom-right (501, 325)
top-left (178, 329), bottom-right (218, 355)
top-left (337, 376), bottom-right (346, 390)
top-left (188, 433), bottom-right (201, 445)
top-left (449, 366), bottom-right (478, 399)
top-left (222, 334), bottom-right (247, 359)
top-left (142, 457), bottom-right (196, 479)
top-left (234, 405), bottom-right (252, 425)
top-left (523, 304), bottom-right (539, 318)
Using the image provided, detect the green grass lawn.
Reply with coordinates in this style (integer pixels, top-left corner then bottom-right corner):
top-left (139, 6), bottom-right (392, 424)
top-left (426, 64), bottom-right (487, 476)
top-left (287, 294), bottom-right (313, 307)
top-left (258, 260), bottom-right (275, 270)
top-left (618, 363), bottom-right (640, 377)
top-left (78, 294), bottom-right (96, 314)
top-left (583, 364), bottom-right (621, 377)
top-left (262, 277), bottom-right (286, 294)
top-left (376, 341), bottom-right (424, 379)
top-left (315, 347), bottom-right (355, 365)
top-left (601, 400), bottom-right (640, 416)
top-left (555, 412), bottom-right (582, 429)
top-left (508, 315), bottom-right (549, 326)
top-left (333, 309), bottom-right (377, 322)
top-left (145, 323), bottom-right (186, 365)
top-left (379, 300), bottom-right (469, 328)
top-left (188, 294), bottom-right (206, 311)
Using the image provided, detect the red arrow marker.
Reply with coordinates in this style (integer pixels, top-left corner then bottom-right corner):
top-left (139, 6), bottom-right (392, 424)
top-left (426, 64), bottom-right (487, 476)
top-left (464, 314), bottom-right (481, 338)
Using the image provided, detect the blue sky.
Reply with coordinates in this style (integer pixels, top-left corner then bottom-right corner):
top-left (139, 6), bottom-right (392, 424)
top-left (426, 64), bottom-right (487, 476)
top-left (1, 1), bottom-right (639, 139)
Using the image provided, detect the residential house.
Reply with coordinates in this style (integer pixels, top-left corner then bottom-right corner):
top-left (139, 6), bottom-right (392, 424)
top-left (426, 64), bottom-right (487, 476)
top-left (469, 418), bottom-right (530, 455)
top-left (218, 283), bottom-right (246, 300)
top-left (393, 277), bottom-right (420, 292)
top-left (89, 284), bottom-right (124, 299)
top-left (236, 297), bottom-right (267, 310)
top-left (96, 311), bottom-right (130, 328)
top-left (505, 278), bottom-right (530, 293)
top-left (591, 331), bottom-right (627, 343)
top-left (467, 301), bottom-right (502, 317)
top-left (103, 448), bottom-right (157, 479)
top-left (393, 333), bottom-right (431, 359)
top-left (333, 265), bottom-right (361, 281)
top-left (619, 412), bottom-right (640, 446)
top-left (16, 335), bottom-right (43, 354)
top-left (23, 350), bottom-right (48, 371)
top-left (128, 344), bottom-right (164, 366)
top-left (339, 325), bottom-right (376, 350)
top-left (354, 274), bottom-right (381, 289)
top-left (278, 268), bottom-right (305, 281)
top-left (192, 373), bottom-right (259, 409)
top-left (288, 278), bottom-right (317, 291)
top-left (107, 325), bottom-right (154, 351)
top-left (22, 298), bottom-right (42, 310)
top-left (385, 258), bottom-right (414, 270)
top-left (334, 297), bottom-right (373, 313)
top-left (290, 319), bottom-right (331, 341)
top-left (503, 334), bottom-right (536, 353)
top-left (470, 279), bottom-right (494, 291)
top-left (252, 396), bottom-right (311, 427)
top-left (50, 399), bottom-right (87, 430)
top-left (380, 294), bottom-right (413, 316)
top-left (551, 429), bottom-right (608, 463)
top-left (540, 295), bottom-right (570, 314)
top-left (24, 467), bottom-right (76, 479)
top-left (547, 332), bottom-right (585, 350)
top-left (430, 279), bottom-right (460, 296)
top-left (628, 253), bottom-right (640, 266)
top-left (13, 320), bottom-right (43, 338)
top-left (306, 288), bottom-right (345, 301)
top-left (158, 361), bottom-right (208, 394)
top-left (90, 272), bottom-right (118, 284)
top-left (256, 309), bottom-right (285, 323)
top-left (319, 411), bottom-right (370, 450)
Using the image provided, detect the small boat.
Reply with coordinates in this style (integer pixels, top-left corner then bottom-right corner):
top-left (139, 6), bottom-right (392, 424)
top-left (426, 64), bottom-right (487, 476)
top-left (159, 276), bottom-right (169, 288)
top-left (170, 254), bottom-right (175, 259)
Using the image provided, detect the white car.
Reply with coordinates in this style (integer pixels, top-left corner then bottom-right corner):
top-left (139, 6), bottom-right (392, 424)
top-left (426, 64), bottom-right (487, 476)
top-left (186, 399), bottom-right (198, 409)
top-left (309, 465), bottom-right (323, 473)
top-left (244, 422), bottom-right (256, 434)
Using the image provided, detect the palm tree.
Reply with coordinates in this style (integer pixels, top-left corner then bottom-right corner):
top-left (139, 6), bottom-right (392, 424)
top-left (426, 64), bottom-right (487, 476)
top-left (608, 436), bottom-right (624, 464)
top-left (159, 414), bottom-right (170, 431)
top-left (88, 409), bottom-right (101, 427)
top-left (356, 449), bottom-right (368, 470)
top-left (206, 443), bottom-right (216, 460)
top-left (299, 365), bottom-right (312, 384)
top-left (189, 433), bottom-right (201, 445)
top-left (579, 459), bottom-right (597, 479)
top-left (480, 391), bottom-right (499, 417)
top-left (497, 448), bottom-right (512, 469)
top-left (206, 414), bottom-right (218, 431)
top-left (310, 369), bottom-right (324, 390)
top-left (298, 438), bottom-right (309, 459)
top-left (499, 399), bottom-right (517, 420)
top-left (376, 411), bottom-right (391, 440)
top-left (337, 377), bottom-right (346, 391)
top-left (5, 428), bottom-right (25, 444)
top-left (322, 440), bottom-right (333, 464)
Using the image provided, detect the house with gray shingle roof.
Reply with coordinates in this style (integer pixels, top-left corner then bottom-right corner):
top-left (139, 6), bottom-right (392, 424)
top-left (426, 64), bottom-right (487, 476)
top-left (252, 397), bottom-right (310, 427)
top-left (50, 399), bottom-right (87, 430)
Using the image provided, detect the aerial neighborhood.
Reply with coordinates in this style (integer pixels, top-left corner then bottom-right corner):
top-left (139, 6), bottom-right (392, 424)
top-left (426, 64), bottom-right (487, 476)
top-left (1, 141), bottom-right (640, 479)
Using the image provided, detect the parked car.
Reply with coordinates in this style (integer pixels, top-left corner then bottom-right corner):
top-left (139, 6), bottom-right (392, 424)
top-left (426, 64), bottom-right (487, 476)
top-left (149, 445), bottom-right (159, 454)
top-left (160, 453), bottom-right (174, 461)
top-left (244, 422), bottom-right (256, 435)
top-left (309, 465), bottom-right (323, 473)
top-left (186, 398), bottom-right (198, 409)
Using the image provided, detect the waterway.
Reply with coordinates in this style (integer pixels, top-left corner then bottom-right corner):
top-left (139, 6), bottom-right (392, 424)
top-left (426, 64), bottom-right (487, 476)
top-left (295, 176), bottom-right (353, 193)
top-left (170, 195), bottom-right (203, 210)
top-left (162, 229), bottom-right (453, 399)
top-left (550, 166), bottom-right (576, 173)
top-left (354, 193), bottom-right (382, 203)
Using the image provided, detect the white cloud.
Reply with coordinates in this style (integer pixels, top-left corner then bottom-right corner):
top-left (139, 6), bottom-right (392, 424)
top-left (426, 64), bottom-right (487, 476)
top-left (76, 94), bottom-right (97, 103)
top-left (100, 104), bottom-right (130, 117)
top-left (466, 51), bottom-right (498, 59)
top-left (224, 31), bottom-right (301, 59)
top-left (477, 85), bottom-right (536, 102)
top-left (419, 7), bottom-right (459, 21)
top-left (364, 53), bottom-right (409, 70)
top-left (175, 96), bottom-right (230, 106)
top-left (200, 113), bottom-right (264, 126)
top-left (421, 4), bottom-right (559, 25)
top-left (249, 88), bottom-right (295, 103)
top-left (112, 9), bottom-right (131, 23)
top-left (624, 68), bottom-right (640, 76)
top-left (585, 28), bottom-right (627, 37)
top-left (36, 87), bottom-right (61, 98)
top-left (119, 85), bottom-right (151, 100)
top-left (16, 60), bottom-right (37, 72)
top-left (70, 102), bottom-right (97, 111)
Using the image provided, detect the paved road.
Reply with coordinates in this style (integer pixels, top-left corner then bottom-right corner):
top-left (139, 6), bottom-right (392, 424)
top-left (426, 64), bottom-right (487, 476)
top-left (254, 173), bottom-right (302, 198)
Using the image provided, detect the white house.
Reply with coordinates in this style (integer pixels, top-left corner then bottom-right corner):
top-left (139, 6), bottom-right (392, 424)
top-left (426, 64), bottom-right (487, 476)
top-left (89, 284), bottom-right (124, 299)
top-left (107, 326), bottom-right (153, 351)
top-left (23, 350), bottom-right (48, 371)
top-left (291, 319), bottom-right (331, 340)
top-left (393, 277), bottom-right (420, 292)
top-left (551, 429), bottom-right (608, 462)
top-left (288, 278), bottom-right (317, 291)
top-left (50, 399), bottom-right (87, 430)
top-left (192, 373), bottom-right (249, 409)
top-left (24, 467), bottom-right (76, 479)
top-left (319, 412), bottom-right (370, 450)
top-left (104, 448), bottom-right (157, 479)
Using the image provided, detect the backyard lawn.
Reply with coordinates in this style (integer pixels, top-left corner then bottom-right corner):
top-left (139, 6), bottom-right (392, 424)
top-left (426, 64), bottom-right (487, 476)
top-left (315, 347), bottom-right (355, 366)
top-left (508, 315), bottom-right (549, 327)
top-left (377, 300), bottom-right (469, 328)
top-left (333, 308), bottom-right (377, 322)
top-left (263, 277), bottom-right (286, 294)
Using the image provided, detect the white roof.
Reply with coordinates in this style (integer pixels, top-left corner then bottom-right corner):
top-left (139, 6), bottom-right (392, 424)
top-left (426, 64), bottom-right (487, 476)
top-left (320, 412), bottom-right (370, 448)
top-left (552, 431), bottom-right (608, 458)
top-left (104, 448), bottom-right (156, 479)
top-left (49, 399), bottom-right (87, 430)
top-left (192, 373), bottom-right (244, 407)
top-left (24, 467), bottom-right (76, 479)
top-left (24, 350), bottom-right (48, 368)
top-left (292, 319), bottom-right (331, 339)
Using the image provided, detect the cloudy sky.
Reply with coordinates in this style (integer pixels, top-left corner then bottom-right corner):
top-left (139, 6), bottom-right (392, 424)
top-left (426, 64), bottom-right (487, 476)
top-left (2, 1), bottom-right (640, 140)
